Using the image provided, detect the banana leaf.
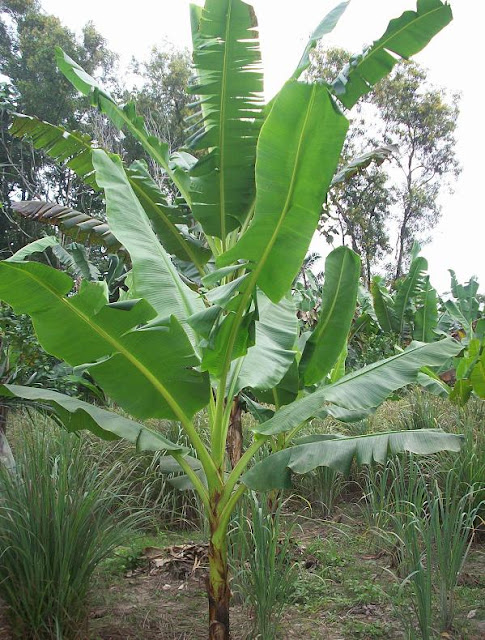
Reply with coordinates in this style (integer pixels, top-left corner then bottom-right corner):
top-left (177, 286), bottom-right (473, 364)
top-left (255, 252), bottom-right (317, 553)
top-left (242, 428), bottom-right (463, 490)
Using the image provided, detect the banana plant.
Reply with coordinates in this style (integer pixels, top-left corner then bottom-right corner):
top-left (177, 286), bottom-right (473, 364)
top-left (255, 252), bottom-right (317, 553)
top-left (0, 1), bottom-right (460, 638)
top-left (369, 242), bottom-right (439, 343)
top-left (440, 272), bottom-right (485, 404)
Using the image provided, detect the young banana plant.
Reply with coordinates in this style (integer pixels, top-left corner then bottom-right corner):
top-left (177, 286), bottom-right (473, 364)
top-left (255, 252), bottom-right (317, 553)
top-left (0, 1), bottom-right (460, 637)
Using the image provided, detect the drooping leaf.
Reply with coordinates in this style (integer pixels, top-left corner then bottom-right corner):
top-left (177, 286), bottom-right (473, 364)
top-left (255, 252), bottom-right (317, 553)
top-left (7, 236), bottom-right (59, 262)
top-left (231, 291), bottom-right (298, 394)
top-left (10, 113), bottom-right (99, 189)
top-left (300, 246), bottom-right (360, 386)
top-left (0, 384), bottom-right (187, 453)
top-left (55, 48), bottom-right (191, 205)
top-left (10, 115), bottom-right (202, 266)
top-left (240, 393), bottom-right (274, 424)
top-left (12, 200), bottom-right (120, 250)
top-left (255, 358), bottom-right (300, 408)
top-left (417, 368), bottom-right (450, 397)
top-left (242, 428), bottom-right (463, 490)
top-left (92, 150), bottom-right (204, 324)
top-left (331, 0), bottom-right (453, 109)
top-left (218, 80), bottom-right (348, 302)
top-left (330, 144), bottom-right (397, 188)
top-left (291, 1), bottom-right (351, 80)
top-left (188, 0), bottom-right (264, 238)
top-left (253, 339), bottom-right (461, 436)
top-left (0, 261), bottom-right (210, 421)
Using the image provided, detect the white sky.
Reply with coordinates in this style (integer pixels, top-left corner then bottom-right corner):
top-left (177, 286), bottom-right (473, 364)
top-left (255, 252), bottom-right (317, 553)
top-left (40, 0), bottom-right (484, 294)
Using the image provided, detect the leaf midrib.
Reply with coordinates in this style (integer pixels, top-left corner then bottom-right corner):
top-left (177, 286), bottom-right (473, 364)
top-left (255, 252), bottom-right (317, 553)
top-left (130, 179), bottom-right (205, 274)
top-left (8, 262), bottom-right (192, 426)
top-left (312, 251), bottom-right (349, 343)
top-left (218, 0), bottom-right (233, 244)
top-left (254, 85), bottom-right (318, 284)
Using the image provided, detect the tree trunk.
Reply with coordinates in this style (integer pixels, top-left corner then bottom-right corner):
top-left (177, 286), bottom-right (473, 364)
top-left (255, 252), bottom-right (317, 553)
top-left (207, 523), bottom-right (230, 640)
top-left (226, 396), bottom-right (242, 469)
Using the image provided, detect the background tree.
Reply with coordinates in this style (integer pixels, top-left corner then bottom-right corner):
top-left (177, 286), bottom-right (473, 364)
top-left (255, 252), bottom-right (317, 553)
top-left (310, 48), bottom-right (460, 282)
top-left (127, 45), bottom-right (192, 156)
top-left (324, 164), bottom-right (394, 287)
top-left (373, 63), bottom-right (460, 278)
top-left (0, 0), bottom-right (116, 255)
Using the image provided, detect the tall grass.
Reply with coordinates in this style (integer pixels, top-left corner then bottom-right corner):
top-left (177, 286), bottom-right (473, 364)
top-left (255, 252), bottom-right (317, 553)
top-left (364, 453), bottom-right (482, 638)
top-left (429, 473), bottom-right (482, 631)
top-left (295, 466), bottom-right (345, 517)
top-left (438, 401), bottom-right (485, 525)
top-left (0, 428), bottom-right (138, 640)
top-left (9, 409), bottom-right (206, 532)
top-left (230, 493), bottom-right (297, 639)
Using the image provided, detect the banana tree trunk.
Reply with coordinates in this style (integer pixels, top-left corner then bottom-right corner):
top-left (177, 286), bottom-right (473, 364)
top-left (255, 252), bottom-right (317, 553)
top-left (207, 518), bottom-right (230, 640)
top-left (226, 396), bottom-right (242, 469)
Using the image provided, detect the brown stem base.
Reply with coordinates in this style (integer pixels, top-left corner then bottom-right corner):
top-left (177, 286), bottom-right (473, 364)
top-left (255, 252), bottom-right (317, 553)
top-left (207, 539), bottom-right (230, 640)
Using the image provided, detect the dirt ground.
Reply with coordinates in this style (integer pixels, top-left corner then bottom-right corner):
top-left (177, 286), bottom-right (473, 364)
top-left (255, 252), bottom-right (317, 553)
top-left (1, 514), bottom-right (483, 640)
top-left (87, 515), bottom-right (485, 640)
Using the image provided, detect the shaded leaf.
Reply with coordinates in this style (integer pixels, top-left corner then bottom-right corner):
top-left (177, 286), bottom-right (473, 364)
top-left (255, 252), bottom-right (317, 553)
top-left (300, 246), bottom-right (360, 385)
top-left (12, 200), bottom-right (120, 250)
top-left (330, 144), bottom-right (397, 187)
top-left (0, 384), bottom-right (188, 453)
top-left (10, 113), bottom-right (98, 189)
top-left (7, 236), bottom-right (59, 262)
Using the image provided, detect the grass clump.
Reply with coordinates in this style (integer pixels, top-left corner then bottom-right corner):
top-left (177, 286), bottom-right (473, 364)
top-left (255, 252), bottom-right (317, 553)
top-left (0, 427), bottom-right (138, 640)
top-left (230, 493), bottom-right (298, 639)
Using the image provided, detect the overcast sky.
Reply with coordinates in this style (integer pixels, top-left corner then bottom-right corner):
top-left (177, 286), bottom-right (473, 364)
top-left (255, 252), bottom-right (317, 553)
top-left (40, 0), bottom-right (484, 294)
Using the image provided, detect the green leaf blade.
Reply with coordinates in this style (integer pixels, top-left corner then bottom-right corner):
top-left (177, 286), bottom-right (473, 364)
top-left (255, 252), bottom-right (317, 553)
top-left (242, 428), bottom-right (463, 491)
top-left (253, 339), bottom-right (462, 436)
top-left (0, 384), bottom-right (187, 453)
top-left (218, 80), bottom-right (349, 302)
top-left (292, 1), bottom-right (351, 80)
top-left (188, 0), bottom-right (264, 239)
top-left (232, 292), bottom-right (298, 394)
top-left (300, 246), bottom-right (360, 386)
top-left (92, 150), bottom-right (204, 325)
top-left (332, 0), bottom-right (452, 109)
top-left (0, 261), bottom-right (210, 421)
